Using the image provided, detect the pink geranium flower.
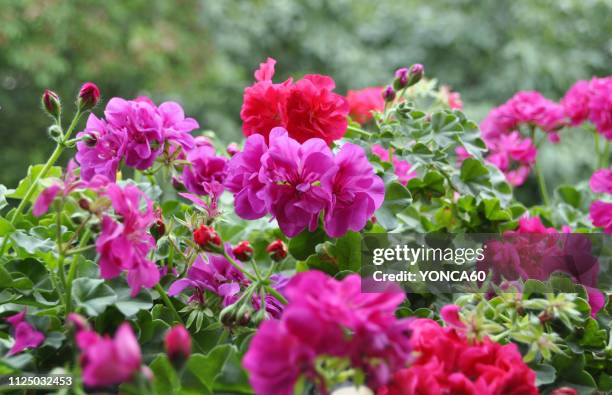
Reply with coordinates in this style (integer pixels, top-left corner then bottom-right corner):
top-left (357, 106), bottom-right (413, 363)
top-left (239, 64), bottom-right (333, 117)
top-left (588, 77), bottom-right (612, 140)
top-left (590, 200), bottom-right (612, 234)
top-left (321, 143), bottom-right (384, 237)
top-left (182, 145), bottom-right (228, 199)
top-left (244, 271), bottom-right (412, 394)
top-left (371, 144), bottom-right (417, 185)
top-left (76, 323), bottom-right (142, 388)
top-left (4, 310), bottom-right (45, 356)
top-left (485, 132), bottom-right (537, 186)
top-left (95, 183), bottom-right (159, 296)
top-left (561, 80), bottom-right (591, 126)
top-left (241, 58), bottom-right (349, 144)
top-left (76, 114), bottom-right (127, 181)
top-left (590, 166), bottom-right (612, 194)
top-left (347, 87), bottom-right (384, 124)
top-left (258, 128), bottom-right (335, 237)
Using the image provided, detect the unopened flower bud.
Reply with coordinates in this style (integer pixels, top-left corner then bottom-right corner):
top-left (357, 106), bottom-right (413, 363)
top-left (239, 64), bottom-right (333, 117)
top-left (77, 82), bottom-right (100, 112)
top-left (393, 68), bottom-right (409, 90)
top-left (382, 85), bottom-right (396, 102)
top-left (266, 239), bottom-right (288, 262)
top-left (78, 198), bottom-right (91, 211)
top-left (193, 225), bottom-right (221, 251)
top-left (551, 388), bottom-right (577, 395)
top-left (226, 142), bottom-right (240, 157)
top-left (407, 63), bottom-right (424, 86)
top-left (66, 313), bottom-right (90, 332)
top-left (42, 89), bottom-right (61, 119)
top-left (151, 208), bottom-right (165, 240)
top-left (232, 240), bottom-right (253, 262)
top-left (164, 325), bottom-right (191, 368)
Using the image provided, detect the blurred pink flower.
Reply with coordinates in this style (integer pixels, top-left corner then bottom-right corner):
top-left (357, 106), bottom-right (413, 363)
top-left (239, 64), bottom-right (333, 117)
top-left (5, 310), bottom-right (44, 356)
top-left (590, 166), bottom-right (612, 194)
top-left (347, 87), bottom-right (384, 124)
top-left (372, 144), bottom-right (417, 185)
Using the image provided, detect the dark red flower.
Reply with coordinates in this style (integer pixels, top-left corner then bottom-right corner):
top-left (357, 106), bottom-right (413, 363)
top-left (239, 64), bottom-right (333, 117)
top-left (266, 239), bottom-right (288, 261)
top-left (232, 240), bottom-right (254, 262)
top-left (193, 225), bottom-right (221, 251)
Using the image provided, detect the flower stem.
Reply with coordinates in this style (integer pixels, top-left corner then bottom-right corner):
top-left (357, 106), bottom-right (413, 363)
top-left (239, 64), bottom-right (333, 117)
top-left (0, 110), bottom-right (83, 258)
top-left (155, 283), bottom-right (183, 324)
top-left (265, 285), bottom-right (288, 305)
top-left (65, 229), bottom-right (92, 314)
top-left (222, 250), bottom-right (257, 282)
top-left (534, 160), bottom-right (550, 206)
top-left (346, 125), bottom-right (373, 139)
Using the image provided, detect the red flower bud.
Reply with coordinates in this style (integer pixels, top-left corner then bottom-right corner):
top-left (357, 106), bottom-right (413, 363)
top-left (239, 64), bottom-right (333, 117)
top-left (552, 388), bottom-right (577, 395)
top-left (407, 63), bottom-right (424, 86)
top-left (151, 208), bottom-right (165, 241)
top-left (266, 239), bottom-right (288, 262)
top-left (164, 325), bottom-right (191, 368)
top-left (232, 240), bottom-right (254, 261)
top-left (193, 225), bottom-right (221, 251)
top-left (393, 68), bottom-right (409, 90)
top-left (77, 82), bottom-right (100, 112)
top-left (42, 89), bottom-right (61, 119)
top-left (382, 85), bottom-right (396, 102)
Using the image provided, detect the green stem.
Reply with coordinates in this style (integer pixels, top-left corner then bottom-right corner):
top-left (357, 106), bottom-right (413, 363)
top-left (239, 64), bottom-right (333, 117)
top-left (65, 228), bottom-right (91, 314)
top-left (534, 158), bottom-right (550, 206)
top-left (65, 244), bottom-right (96, 256)
top-left (222, 250), bottom-right (257, 282)
top-left (0, 110), bottom-right (83, 258)
top-left (346, 125), bottom-right (373, 138)
top-left (266, 285), bottom-right (288, 305)
top-left (155, 283), bottom-right (183, 324)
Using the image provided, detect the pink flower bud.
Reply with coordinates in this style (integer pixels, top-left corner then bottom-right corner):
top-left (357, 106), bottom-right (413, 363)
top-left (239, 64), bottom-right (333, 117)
top-left (408, 63), bottom-right (424, 86)
top-left (382, 85), bottom-right (396, 102)
top-left (77, 82), bottom-right (100, 112)
top-left (227, 142), bottom-right (240, 157)
top-left (165, 325), bottom-right (191, 367)
top-left (552, 388), bottom-right (577, 395)
top-left (42, 89), bottom-right (61, 119)
top-left (393, 68), bottom-right (409, 90)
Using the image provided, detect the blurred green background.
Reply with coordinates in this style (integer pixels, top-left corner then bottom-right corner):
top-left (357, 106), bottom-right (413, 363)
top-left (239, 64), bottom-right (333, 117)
top-left (1, 0), bottom-right (611, 189)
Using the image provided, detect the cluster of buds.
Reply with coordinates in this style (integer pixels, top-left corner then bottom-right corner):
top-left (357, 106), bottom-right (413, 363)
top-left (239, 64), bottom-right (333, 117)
top-left (266, 239), bottom-right (287, 261)
top-left (151, 208), bottom-right (166, 241)
top-left (164, 325), bottom-right (192, 369)
top-left (193, 225), bottom-right (222, 251)
top-left (383, 63), bottom-right (425, 103)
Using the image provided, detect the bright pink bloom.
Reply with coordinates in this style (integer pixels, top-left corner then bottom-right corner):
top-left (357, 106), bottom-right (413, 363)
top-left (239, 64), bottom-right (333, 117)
top-left (321, 143), bottom-right (384, 237)
top-left (588, 77), bottom-right (612, 140)
top-left (378, 319), bottom-right (537, 395)
top-left (157, 101), bottom-right (199, 151)
top-left (486, 132), bottom-right (537, 186)
top-left (590, 200), bottom-right (612, 233)
top-left (441, 85), bottom-right (463, 110)
top-left (481, 91), bottom-right (565, 143)
top-left (96, 183), bottom-right (159, 296)
top-left (244, 271), bottom-right (412, 394)
top-left (590, 166), bottom-right (612, 194)
top-left (241, 58), bottom-right (348, 144)
top-left (372, 144), bottom-right (417, 185)
top-left (258, 128), bottom-right (334, 237)
top-left (516, 215), bottom-right (558, 234)
top-left (561, 80), bottom-right (591, 126)
top-left (346, 87), bottom-right (384, 124)
top-left (33, 184), bottom-right (62, 217)
top-left (76, 114), bottom-right (127, 181)
top-left (76, 323), bottom-right (142, 387)
top-left (182, 145), bottom-right (227, 198)
top-left (225, 134), bottom-right (269, 220)
top-left (5, 310), bottom-right (44, 355)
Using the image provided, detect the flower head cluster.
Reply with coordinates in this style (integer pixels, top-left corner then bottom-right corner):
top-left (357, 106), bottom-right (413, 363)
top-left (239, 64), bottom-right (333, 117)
top-left (76, 97), bottom-right (198, 181)
top-left (485, 132), bottom-right (537, 186)
top-left (377, 318), bottom-right (538, 395)
top-left (4, 310), bottom-right (44, 355)
top-left (372, 144), bottom-right (417, 186)
top-left (590, 166), bottom-right (612, 234)
top-left (75, 323), bottom-right (145, 388)
top-left (182, 145), bottom-right (228, 198)
top-left (226, 128), bottom-right (384, 237)
top-left (243, 271), bottom-right (412, 395)
top-left (96, 183), bottom-right (159, 296)
top-left (241, 58), bottom-right (349, 144)
top-left (168, 250), bottom-right (286, 319)
top-left (346, 87), bottom-right (384, 124)
top-left (561, 77), bottom-right (612, 139)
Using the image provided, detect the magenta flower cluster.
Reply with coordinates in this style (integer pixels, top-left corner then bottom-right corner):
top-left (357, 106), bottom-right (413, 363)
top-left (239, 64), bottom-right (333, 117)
top-left (480, 91), bottom-right (564, 186)
top-left (590, 166), bottom-right (612, 234)
top-left (76, 97), bottom-right (198, 181)
top-left (225, 128), bottom-right (384, 237)
top-left (243, 271), bottom-right (412, 395)
top-left (562, 77), bottom-right (612, 139)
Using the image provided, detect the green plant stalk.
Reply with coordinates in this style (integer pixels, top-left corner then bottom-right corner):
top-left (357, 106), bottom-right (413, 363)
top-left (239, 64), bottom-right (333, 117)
top-left (65, 228), bottom-right (91, 314)
top-left (534, 158), bottom-right (550, 206)
top-left (265, 285), bottom-right (288, 305)
top-left (222, 249), bottom-right (257, 282)
top-left (155, 283), bottom-right (183, 324)
top-left (0, 110), bottom-right (83, 258)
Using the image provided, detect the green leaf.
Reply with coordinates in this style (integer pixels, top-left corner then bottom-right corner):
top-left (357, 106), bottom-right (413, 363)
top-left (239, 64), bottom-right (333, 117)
top-left (376, 182), bottom-right (412, 229)
top-left (7, 164), bottom-right (62, 202)
top-left (334, 231), bottom-right (361, 273)
top-left (72, 278), bottom-right (117, 316)
top-left (0, 184), bottom-right (13, 211)
top-left (0, 217), bottom-right (15, 236)
top-left (289, 227), bottom-right (327, 260)
top-left (530, 363), bottom-right (556, 386)
top-left (114, 285), bottom-right (153, 317)
top-left (460, 158), bottom-right (489, 182)
top-left (10, 230), bottom-right (55, 255)
top-left (150, 354), bottom-right (180, 395)
top-left (183, 344), bottom-right (234, 394)
top-left (556, 185), bottom-right (581, 208)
